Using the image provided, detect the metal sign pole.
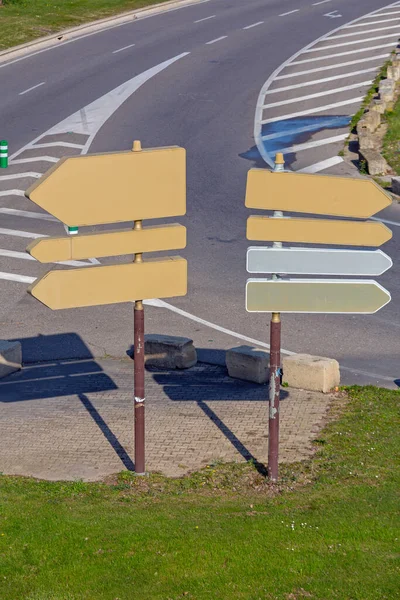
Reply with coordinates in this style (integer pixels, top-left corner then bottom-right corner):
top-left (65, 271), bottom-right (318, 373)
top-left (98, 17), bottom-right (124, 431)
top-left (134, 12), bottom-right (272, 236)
top-left (268, 152), bottom-right (284, 482)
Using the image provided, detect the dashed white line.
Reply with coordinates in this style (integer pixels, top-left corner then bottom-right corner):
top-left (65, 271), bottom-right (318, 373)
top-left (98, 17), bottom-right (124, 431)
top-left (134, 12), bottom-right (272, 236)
top-left (307, 33), bottom-right (400, 52)
top-left (112, 43), bottom-right (135, 54)
top-left (313, 0), bottom-right (331, 5)
top-left (243, 21), bottom-right (264, 30)
top-left (10, 156), bottom-right (58, 165)
top-left (30, 141), bottom-right (84, 149)
top-left (291, 43), bottom-right (397, 64)
top-left (345, 17), bottom-right (400, 27)
top-left (206, 35), bottom-right (227, 44)
top-left (266, 68), bottom-right (378, 93)
top-left (261, 97), bottom-right (364, 124)
top-left (19, 82), bottom-right (45, 96)
top-left (0, 208), bottom-right (58, 222)
top-left (0, 190), bottom-right (25, 197)
top-left (279, 10), bottom-right (299, 17)
top-left (194, 15), bottom-right (215, 23)
top-left (262, 80), bottom-right (372, 109)
top-left (0, 272), bottom-right (35, 284)
top-left (327, 24), bottom-right (400, 38)
top-left (277, 134), bottom-right (348, 154)
top-left (276, 54), bottom-right (390, 78)
top-left (298, 156), bottom-right (344, 173)
top-left (0, 172), bottom-right (41, 181)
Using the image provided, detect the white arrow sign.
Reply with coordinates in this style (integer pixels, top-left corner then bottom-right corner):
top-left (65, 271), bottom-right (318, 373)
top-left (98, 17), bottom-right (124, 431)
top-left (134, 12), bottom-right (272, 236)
top-left (246, 247), bottom-right (393, 276)
top-left (324, 10), bottom-right (342, 18)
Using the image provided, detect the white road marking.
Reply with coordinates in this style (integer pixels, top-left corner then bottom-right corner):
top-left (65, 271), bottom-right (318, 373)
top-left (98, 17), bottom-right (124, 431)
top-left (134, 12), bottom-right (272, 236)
top-left (279, 10), bottom-right (299, 17)
top-left (371, 216), bottom-right (400, 227)
top-left (194, 14), bottom-right (215, 22)
top-left (291, 43), bottom-right (397, 64)
top-left (0, 172), bottom-right (41, 181)
top-left (324, 10), bottom-right (342, 19)
top-left (0, 227), bottom-right (44, 239)
top-left (0, 208), bottom-right (58, 222)
top-left (10, 156), bottom-right (58, 165)
top-left (266, 68), bottom-right (378, 93)
top-left (277, 133), bottom-right (347, 154)
top-left (297, 156), bottom-right (344, 173)
top-left (327, 24), bottom-right (400, 38)
top-left (261, 97), bottom-right (363, 124)
top-left (30, 141), bottom-right (84, 149)
top-left (112, 43), bottom-right (135, 54)
top-left (261, 118), bottom-right (346, 141)
top-left (206, 36), bottom-right (227, 44)
top-left (306, 33), bottom-right (400, 51)
top-left (18, 82), bottom-right (45, 96)
top-left (262, 80), bottom-right (372, 109)
top-left (276, 54), bottom-right (390, 78)
top-left (0, 272), bottom-right (35, 284)
top-left (0, 189), bottom-right (25, 197)
top-left (40, 52), bottom-right (190, 149)
top-left (0, 248), bottom-right (92, 267)
top-left (243, 21), bottom-right (264, 30)
top-left (313, 0), bottom-right (331, 4)
top-left (345, 17), bottom-right (400, 27)
top-left (359, 11), bottom-right (400, 18)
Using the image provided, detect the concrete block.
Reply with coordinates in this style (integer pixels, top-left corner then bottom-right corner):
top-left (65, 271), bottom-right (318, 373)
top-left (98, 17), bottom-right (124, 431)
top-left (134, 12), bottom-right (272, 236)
top-left (144, 334), bottom-right (197, 369)
top-left (0, 340), bottom-right (22, 379)
top-left (358, 131), bottom-right (378, 151)
top-left (372, 99), bottom-right (386, 114)
top-left (359, 149), bottom-right (389, 176)
top-left (391, 176), bottom-right (400, 196)
top-left (226, 345), bottom-right (269, 384)
top-left (282, 354), bottom-right (340, 393)
top-left (358, 110), bottom-right (381, 133)
top-left (379, 79), bottom-right (395, 103)
top-left (386, 64), bottom-right (400, 81)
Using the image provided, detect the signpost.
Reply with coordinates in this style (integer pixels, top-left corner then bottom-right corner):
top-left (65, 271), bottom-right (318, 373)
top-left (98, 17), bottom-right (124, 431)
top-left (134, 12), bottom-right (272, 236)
top-left (245, 155), bottom-right (393, 482)
top-left (26, 140), bottom-right (187, 476)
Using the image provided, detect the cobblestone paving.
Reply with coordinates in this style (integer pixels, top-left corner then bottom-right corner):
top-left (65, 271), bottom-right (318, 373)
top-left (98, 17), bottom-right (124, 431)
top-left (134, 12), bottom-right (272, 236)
top-left (0, 358), bottom-right (334, 480)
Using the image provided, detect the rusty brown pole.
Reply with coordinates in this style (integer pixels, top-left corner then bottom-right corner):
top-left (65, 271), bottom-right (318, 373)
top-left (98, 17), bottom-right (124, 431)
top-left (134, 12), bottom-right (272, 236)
top-left (268, 312), bottom-right (281, 481)
top-left (268, 152), bottom-right (284, 482)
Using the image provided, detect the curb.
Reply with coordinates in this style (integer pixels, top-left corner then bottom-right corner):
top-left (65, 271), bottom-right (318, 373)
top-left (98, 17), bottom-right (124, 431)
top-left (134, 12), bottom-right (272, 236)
top-left (0, 0), bottom-right (207, 66)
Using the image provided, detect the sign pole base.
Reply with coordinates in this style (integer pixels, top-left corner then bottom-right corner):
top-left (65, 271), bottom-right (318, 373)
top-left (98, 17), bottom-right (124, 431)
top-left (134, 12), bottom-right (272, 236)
top-left (268, 312), bottom-right (281, 482)
top-left (134, 300), bottom-right (146, 475)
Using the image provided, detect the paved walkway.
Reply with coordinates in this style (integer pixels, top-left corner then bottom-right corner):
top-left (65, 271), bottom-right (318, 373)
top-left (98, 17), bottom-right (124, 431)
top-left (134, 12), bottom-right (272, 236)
top-left (0, 358), bottom-right (333, 480)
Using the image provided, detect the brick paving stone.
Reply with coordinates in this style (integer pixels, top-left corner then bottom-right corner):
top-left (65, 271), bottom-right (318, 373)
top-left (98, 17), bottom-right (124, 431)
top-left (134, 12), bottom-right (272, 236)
top-left (0, 358), bottom-right (334, 481)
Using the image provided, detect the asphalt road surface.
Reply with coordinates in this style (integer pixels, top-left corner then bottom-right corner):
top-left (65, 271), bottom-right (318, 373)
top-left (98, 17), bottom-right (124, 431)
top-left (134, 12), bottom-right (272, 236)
top-left (0, 0), bottom-right (399, 388)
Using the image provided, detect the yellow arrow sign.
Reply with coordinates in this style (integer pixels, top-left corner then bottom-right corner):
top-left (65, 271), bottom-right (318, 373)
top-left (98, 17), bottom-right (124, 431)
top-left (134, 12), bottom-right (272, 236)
top-left (25, 145), bottom-right (186, 226)
top-left (247, 216), bottom-right (392, 246)
top-left (28, 257), bottom-right (187, 310)
top-left (245, 170), bottom-right (391, 218)
top-left (27, 224), bottom-right (186, 263)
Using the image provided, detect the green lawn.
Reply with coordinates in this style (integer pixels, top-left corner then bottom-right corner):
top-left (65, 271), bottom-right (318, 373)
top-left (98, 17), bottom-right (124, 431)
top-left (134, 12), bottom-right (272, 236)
top-left (0, 0), bottom-right (171, 51)
top-left (382, 94), bottom-right (400, 175)
top-left (0, 386), bottom-right (399, 599)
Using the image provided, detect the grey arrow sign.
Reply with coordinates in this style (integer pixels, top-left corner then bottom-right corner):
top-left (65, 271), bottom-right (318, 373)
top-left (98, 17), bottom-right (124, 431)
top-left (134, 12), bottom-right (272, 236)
top-left (246, 247), bottom-right (393, 276)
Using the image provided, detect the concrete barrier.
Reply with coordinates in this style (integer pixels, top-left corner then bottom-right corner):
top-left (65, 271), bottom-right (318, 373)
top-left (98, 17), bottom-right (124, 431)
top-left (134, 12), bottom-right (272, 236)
top-left (226, 345), bottom-right (269, 384)
top-left (282, 353), bottom-right (339, 393)
top-left (144, 334), bottom-right (197, 369)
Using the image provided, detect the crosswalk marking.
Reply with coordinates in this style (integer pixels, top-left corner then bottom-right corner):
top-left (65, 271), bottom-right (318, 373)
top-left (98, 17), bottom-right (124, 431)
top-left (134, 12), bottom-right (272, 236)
top-left (0, 172), bottom-right (41, 181)
top-left (266, 69), bottom-right (377, 93)
top-left (261, 97), bottom-right (363, 124)
top-left (262, 81), bottom-right (372, 109)
top-left (0, 208), bottom-right (58, 222)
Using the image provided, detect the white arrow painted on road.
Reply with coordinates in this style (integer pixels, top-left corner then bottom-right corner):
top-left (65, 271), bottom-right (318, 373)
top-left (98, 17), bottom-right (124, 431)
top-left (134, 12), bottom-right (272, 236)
top-left (324, 10), bottom-right (342, 18)
top-left (246, 247), bottom-right (393, 276)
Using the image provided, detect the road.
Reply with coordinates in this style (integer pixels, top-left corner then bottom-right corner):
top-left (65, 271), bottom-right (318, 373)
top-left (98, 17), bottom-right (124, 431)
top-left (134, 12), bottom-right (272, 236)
top-left (0, 0), bottom-right (399, 387)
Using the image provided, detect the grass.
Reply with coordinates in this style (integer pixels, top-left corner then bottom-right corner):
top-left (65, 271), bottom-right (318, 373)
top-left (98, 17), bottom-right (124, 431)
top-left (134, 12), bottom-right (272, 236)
top-left (0, 386), bottom-right (399, 599)
top-left (0, 0), bottom-right (172, 51)
top-left (382, 92), bottom-right (400, 176)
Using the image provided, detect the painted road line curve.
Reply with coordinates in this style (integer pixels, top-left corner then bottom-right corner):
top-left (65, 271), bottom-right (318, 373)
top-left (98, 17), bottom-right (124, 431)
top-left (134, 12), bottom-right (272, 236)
top-left (254, 0), bottom-right (400, 173)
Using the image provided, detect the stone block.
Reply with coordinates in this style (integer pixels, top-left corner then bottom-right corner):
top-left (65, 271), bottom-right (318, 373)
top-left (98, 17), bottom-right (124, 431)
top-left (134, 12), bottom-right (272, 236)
top-left (386, 64), bottom-right (400, 81)
top-left (358, 110), bottom-right (381, 133)
top-left (372, 99), bottom-right (386, 114)
top-left (0, 340), bottom-right (22, 379)
top-left (359, 150), bottom-right (389, 176)
top-left (358, 131), bottom-right (377, 151)
top-left (379, 79), bottom-right (395, 102)
top-left (226, 345), bottom-right (269, 384)
top-left (391, 176), bottom-right (400, 196)
top-left (144, 334), bottom-right (197, 369)
top-left (282, 354), bottom-right (340, 393)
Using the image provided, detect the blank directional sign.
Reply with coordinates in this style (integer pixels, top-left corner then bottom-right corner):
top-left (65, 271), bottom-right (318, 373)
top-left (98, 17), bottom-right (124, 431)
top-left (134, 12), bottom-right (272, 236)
top-left (247, 247), bottom-right (393, 276)
top-left (246, 279), bottom-right (391, 314)
top-left (27, 224), bottom-right (186, 263)
top-left (29, 257), bottom-right (187, 310)
top-left (245, 170), bottom-right (391, 218)
top-left (246, 216), bottom-right (393, 247)
top-left (25, 146), bottom-right (186, 226)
